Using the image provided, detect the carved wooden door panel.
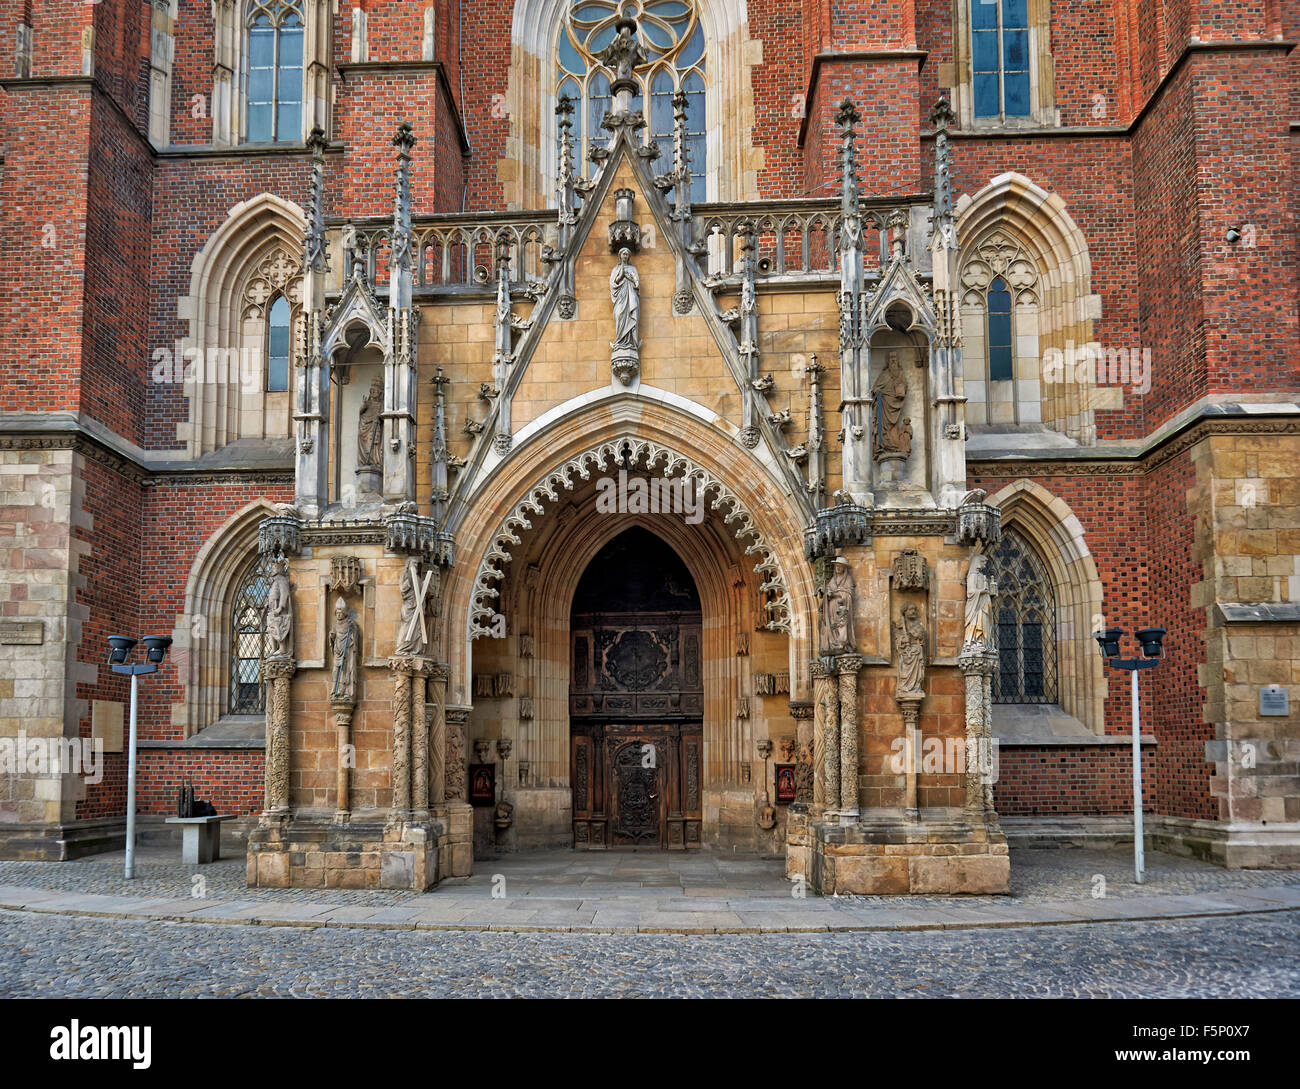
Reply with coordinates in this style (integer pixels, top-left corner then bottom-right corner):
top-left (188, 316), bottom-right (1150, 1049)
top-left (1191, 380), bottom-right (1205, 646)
top-left (609, 737), bottom-right (663, 848)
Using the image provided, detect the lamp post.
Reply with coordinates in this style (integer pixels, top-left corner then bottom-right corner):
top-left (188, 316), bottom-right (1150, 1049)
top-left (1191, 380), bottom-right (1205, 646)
top-left (108, 634), bottom-right (172, 879)
top-left (1094, 626), bottom-right (1167, 884)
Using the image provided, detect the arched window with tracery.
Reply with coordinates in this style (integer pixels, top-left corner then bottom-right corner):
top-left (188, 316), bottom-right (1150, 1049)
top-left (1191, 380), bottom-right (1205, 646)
top-left (557, 0), bottom-right (707, 201)
top-left (989, 528), bottom-right (1057, 704)
top-left (245, 0), bottom-right (304, 143)
top-left (229, 556), bottom-right (270, 714)
top-left (266, 294), bottom-right (291, 392)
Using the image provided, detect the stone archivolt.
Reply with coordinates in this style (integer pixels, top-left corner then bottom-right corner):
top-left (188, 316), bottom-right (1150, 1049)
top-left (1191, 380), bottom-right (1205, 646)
top-left (468, 435), bottom-right (794, 638)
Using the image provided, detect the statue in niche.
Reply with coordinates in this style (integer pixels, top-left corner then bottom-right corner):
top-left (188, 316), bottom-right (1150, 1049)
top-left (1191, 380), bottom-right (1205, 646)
top-left (263, 558), bottom-right (294, 660)
top-left (329, 595), bottom-right (362, 703)
top-left (598, 17), bottom-right (647, 88)
top-left (819, 556), bottom-right (857, 655)
top-left (609, 247), bottom-right (641, 383)
top-left (872, 350), bottom-right (910, 460)
top-left (357, 376), bottom-right (384, 470)
top-left (963, 553), bottom-right (998, 656)
top-left (395, 557), bottom-right (430, 657)
top-left (894, 602), bottom-right (927, 697)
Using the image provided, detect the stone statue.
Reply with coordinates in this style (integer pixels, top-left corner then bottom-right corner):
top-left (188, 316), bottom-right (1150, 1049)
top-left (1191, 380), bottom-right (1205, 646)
top-left (819, 556), bottom-right (857, 654)
top-left (598, 17), bottom-right (647, 88)
top-left (264, 558), bottom-right (294, 660)
top-left (894, 602), bottom-right (927, 697)
top-left (329, 595), bottom-right (361, 702)
top-left (963, 553), bottom-right (997, 656)
top-left (357, 375), bottom-right (384, 469)
top-left (395, 558), bottom-right (427, 656)
top-left (609, 247), bottom-right (640, 383)
top-left (872, 350), bottom-right (909, 459)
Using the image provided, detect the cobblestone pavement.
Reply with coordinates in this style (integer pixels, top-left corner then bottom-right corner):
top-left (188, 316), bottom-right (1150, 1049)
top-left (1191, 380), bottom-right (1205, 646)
top-left (2, 906), bottom-right (1296, 997)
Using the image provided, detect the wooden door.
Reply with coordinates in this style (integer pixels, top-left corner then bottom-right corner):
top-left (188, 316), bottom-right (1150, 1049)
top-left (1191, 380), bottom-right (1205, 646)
top-left (608, 736), bottom-right (664, 848)
top-left (571, 723), bottom-right (702, 849)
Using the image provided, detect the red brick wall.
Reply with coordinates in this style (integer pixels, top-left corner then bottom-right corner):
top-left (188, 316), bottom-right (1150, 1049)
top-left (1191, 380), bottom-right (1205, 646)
top-left (995, 746), bottom-right (1149, 816)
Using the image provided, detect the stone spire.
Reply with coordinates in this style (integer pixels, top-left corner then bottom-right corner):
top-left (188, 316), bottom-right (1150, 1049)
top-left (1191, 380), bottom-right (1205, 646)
top-left (304, 126), bottom-right (329, 276)
top-left (389, 120), bottom-right (416, 310)
top-left (930, 96), bottom-right (956, 246)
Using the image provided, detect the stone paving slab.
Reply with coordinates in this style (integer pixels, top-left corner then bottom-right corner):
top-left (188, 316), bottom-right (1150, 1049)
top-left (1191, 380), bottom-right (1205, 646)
top-left (2, 846), bottom-right (1299, 935)
top-left (0, 881), bottom-right (1297, 934)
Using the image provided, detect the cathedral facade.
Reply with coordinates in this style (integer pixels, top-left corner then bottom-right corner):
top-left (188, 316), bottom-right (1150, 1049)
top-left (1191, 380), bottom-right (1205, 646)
top-left (2, 0), bottom-right (1298, 891)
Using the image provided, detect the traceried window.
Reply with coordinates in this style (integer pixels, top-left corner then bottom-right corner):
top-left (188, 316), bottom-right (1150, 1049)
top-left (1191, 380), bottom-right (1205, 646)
top-left (989, 529), bottom-right (1058, 704)
top-left (266, 295), bottom-right (291, 392)
top-left (557, 0), bottom-right (706, 202)
top-left (229, 556), bottom-right (270, 714)
top-left (971, 0), bottom-right (1031, 120)
top-left (245, 0), bottom-right (304, 143)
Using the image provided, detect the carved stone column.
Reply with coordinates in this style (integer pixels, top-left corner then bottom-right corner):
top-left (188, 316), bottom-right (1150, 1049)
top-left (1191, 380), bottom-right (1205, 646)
top-left (812, 660), bottom-right (839, 814)
top-left (262, 657), bottom-right (295, 814)
top-left (445, 707), bottom-right (469, 803)
top-left (837, 654), bottom-right (863, 820)
top-left (429, 664), bottom-right (448, 806)
top-left (331, 700), bottom-right (355, 821)
top-left (411, 659), bottom-right (432, 819)
top-left (897, 696), bottom-right (922, 821)
top-left (959, 654), bottom-right (997, 815)
top-left (389, 656), bottom-right (414, 819)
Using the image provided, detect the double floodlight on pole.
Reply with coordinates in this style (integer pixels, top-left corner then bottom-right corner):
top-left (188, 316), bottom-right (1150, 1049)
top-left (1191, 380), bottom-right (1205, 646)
top-left (1094, 625), bottom-right (1167, 884)
top-left (108, 633), bottom-right (172, 879)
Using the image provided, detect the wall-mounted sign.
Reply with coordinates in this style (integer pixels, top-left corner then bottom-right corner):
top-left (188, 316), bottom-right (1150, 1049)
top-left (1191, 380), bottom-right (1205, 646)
top-left (1260, 685), bottom-right (1290, 717)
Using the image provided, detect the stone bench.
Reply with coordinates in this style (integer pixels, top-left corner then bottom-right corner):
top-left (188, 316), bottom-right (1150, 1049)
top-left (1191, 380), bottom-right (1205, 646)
top-left (164, 815), bottom-right (238, 864)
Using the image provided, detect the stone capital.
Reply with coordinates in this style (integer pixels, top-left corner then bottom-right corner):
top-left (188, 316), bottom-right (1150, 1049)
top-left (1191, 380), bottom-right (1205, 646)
top-left (262, 656), bottom-right (296, 680)
top-left (836, 654), bottom-right (864, 676)
top-left (788, 699), bottom-right (813, 720)
top-left (958, 652), bottom-right (998, 676)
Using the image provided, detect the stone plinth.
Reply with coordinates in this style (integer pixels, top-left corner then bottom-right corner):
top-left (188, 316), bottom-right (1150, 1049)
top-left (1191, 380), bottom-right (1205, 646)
top-left (809, 816), bottom-right (1010, 895)
top-left (246, 815), bottom-right (444, 891)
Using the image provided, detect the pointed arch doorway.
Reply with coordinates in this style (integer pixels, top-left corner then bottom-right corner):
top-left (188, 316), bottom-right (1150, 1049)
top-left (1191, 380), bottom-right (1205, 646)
top-left (569, 527), bottom-right (704, 850)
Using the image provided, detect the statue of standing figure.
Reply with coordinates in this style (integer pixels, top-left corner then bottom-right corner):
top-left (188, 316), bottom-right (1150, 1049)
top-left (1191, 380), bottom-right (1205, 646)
top-left (329, 596), bottom-right (362, 702)
top-left (357, 376), bottom-right (384, 470)
top-left (819, 556), bottom-right (857, 654)
top-left (963, 553), bottom-right (997, 656)
top-left (395, 558), bottom-right (430, 657)
top-left (609, 247), bottom-right (641, 383)
top-left (894, 602), bottom-right (927, 697)
top-left (872, 350), bottom-right (910, 459)
top-left (263, 558), bottom-right (294, 660)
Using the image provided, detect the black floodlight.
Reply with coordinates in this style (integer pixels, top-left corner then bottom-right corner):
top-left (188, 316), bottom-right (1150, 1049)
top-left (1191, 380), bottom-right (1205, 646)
top-left (142, 635), bottom-right (173, 664)
top-left (1135, 627), bottom-right (1167, 659)
top-left (107, 635), bottom-right (137, 664)
top-left (1094, 627), bottom-right (1124, 659)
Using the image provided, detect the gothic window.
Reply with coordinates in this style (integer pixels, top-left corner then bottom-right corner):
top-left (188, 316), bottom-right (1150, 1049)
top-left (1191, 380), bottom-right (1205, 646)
top-left (557, 0), bottom-right (707, 202)
top-left (266, 294), bottom-right (291, 392)
top-left (245, 0), bottom-right (304, 143)
top-left (229, 556), bottom-right (270, 714)
top-left (986, 275), bottom-right (1013, 382)
top-left (960, 230), bottom-right (1040, 426)
top-left (971, 0), bottom-right (1030, 120)
top-left (989, 528), bottom-right (1058, 704)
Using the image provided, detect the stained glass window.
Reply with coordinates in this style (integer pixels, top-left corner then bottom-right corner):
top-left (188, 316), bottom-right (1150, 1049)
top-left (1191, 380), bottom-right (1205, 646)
top-left (557, 0), bottom-right (706, 202)
top-left (229, 556), bottom-right (270, 714)
top-left (246, 0), bottom-right (304, 143)
top-left (989, 529), bottom-right (1058, 704)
